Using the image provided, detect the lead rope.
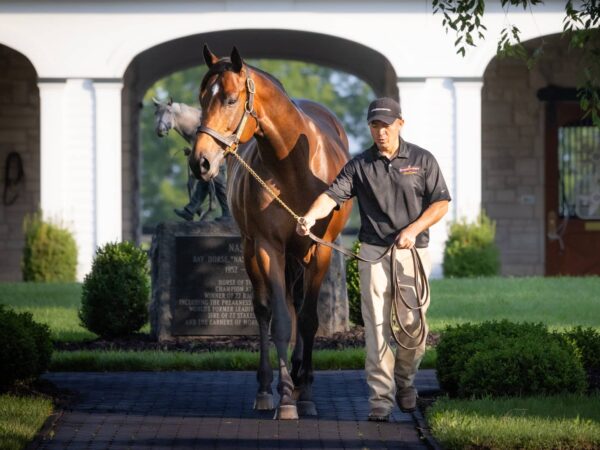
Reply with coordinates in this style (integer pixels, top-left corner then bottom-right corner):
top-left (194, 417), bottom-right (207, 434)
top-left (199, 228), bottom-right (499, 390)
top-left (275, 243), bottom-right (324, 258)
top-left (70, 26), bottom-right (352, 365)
top-left (200, 72), bottom-right (429, 350)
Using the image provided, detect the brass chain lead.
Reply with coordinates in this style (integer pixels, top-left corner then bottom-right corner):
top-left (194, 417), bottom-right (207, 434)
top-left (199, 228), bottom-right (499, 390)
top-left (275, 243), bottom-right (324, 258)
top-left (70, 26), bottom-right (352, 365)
top-left (224, 146), bottom-right (302, 222)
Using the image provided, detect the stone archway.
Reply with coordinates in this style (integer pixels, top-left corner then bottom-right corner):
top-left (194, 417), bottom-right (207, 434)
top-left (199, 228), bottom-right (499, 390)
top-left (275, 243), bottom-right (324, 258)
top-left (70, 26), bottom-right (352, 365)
top-left (0, 43), bottom-right (39, 281)
top-left (120, 29), bottom-right (398, 242)
top-left (481, 33), bottom-right (589, 275)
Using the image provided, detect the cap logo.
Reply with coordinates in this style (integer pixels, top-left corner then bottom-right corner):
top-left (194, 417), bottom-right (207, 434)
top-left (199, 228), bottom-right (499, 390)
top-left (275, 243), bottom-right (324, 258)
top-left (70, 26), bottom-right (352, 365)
top-left (370, 108), bottom-right (392, 112)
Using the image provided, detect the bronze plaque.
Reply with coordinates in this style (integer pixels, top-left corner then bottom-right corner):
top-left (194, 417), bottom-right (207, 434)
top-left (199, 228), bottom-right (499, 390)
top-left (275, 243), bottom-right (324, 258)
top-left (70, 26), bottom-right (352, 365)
top-left (172, 236), bottom-right (258, 335)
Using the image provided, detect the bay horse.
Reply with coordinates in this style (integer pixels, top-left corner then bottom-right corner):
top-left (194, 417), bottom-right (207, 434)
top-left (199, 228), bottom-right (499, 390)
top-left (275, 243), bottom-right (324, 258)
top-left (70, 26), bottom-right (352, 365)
top-left (190, 46), bottom-right (352, 419)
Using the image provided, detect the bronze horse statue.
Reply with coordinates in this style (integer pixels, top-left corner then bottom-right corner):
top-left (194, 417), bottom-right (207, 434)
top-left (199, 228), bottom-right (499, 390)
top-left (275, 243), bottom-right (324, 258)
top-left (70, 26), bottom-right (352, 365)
top-left (190, 46), bottom-right (352, 419)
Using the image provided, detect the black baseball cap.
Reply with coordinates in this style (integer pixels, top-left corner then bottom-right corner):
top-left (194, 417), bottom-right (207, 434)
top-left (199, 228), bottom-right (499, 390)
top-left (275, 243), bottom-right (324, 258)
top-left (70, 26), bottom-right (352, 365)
top-left (367, 97), bottom-right (402, 124)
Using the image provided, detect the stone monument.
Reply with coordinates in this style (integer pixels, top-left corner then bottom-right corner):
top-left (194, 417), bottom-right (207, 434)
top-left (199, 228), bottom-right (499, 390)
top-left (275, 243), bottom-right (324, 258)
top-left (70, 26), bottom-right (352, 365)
top-left (149, 220), bottom-right (348, 341)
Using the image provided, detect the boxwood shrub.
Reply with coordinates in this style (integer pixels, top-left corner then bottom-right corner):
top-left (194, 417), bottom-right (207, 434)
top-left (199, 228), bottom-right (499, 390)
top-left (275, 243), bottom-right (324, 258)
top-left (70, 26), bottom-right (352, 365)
top-left (564, 326), bottom-right (600, 390)
top-left (346, 240), bottom-right (364, 326)
top-left (436, 320), bottom-right (549, 397)
top-left (437, 320), bottom-right (587, 398)
top-left (22, 211), bottom-right (77, 282)
top-left (443, 212), bottom-right (500, 277)
top-left (459, 332), bottom-right (587, 397)
top-left (79, 241), bottom-right (150, 338)
top-left (0, 305), bottom-right (52, 388)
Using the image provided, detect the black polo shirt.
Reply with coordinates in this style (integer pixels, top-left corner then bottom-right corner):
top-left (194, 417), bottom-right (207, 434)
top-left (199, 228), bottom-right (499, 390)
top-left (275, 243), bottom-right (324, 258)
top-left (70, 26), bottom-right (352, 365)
top-left (325, 138), bottom-right (451, 248)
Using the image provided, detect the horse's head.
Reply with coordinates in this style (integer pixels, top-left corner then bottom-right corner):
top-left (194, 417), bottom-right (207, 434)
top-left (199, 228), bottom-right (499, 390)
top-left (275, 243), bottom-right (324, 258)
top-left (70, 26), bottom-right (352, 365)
top-left (153, 97), bottom-right (175, 137)
top-left (190, 45), bottom-right (259, 181)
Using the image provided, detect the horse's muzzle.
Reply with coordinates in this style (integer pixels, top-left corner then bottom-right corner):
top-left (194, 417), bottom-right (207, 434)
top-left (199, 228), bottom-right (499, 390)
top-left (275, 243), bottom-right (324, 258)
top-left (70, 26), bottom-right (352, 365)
top-left (156, 125), bottom-right (169, 137)
top-left (189, 154), bottom-right (213, 181)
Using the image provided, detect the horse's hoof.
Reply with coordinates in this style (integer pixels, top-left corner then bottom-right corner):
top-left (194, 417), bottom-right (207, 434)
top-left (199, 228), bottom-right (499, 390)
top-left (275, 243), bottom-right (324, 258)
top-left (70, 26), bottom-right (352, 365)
top-left (297, 401), bottom-right (317, 416)
top-left (254, 393), bottom-right (274, 410)
top-left (274, 404), bottom-right (299, 420)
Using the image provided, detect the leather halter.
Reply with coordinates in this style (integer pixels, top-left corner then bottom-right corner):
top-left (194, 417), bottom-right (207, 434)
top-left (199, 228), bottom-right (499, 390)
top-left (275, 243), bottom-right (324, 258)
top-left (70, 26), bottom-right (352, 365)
top-left (196, 71), bottom-right (257, 154)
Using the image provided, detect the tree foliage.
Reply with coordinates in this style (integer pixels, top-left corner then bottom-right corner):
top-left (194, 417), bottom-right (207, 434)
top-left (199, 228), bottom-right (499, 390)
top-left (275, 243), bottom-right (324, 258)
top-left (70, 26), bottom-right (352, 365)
top-left (432, 0), bottom-right (600, 124)
top-left (141, 60), bottom-right (374, 229)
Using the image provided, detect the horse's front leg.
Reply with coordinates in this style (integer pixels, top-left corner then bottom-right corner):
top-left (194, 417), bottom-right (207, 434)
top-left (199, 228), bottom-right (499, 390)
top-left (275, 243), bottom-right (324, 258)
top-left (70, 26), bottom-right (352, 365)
top-left (256, 244), bottom-right (298, 420)
top-left (296, 245), bottom-right (333, 416)
top-left (245, 239), bottom-right (274, 411)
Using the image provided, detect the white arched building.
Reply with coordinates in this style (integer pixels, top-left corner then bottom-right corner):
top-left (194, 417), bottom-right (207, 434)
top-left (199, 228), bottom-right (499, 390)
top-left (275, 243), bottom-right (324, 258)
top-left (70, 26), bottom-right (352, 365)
top-left (1, 1), bottom-right (597, 280)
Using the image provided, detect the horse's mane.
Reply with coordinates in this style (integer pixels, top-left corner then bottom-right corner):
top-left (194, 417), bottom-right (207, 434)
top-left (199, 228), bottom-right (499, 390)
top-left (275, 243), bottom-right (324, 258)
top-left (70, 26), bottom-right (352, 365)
top-left (200, 59), bottom-right (288, 97)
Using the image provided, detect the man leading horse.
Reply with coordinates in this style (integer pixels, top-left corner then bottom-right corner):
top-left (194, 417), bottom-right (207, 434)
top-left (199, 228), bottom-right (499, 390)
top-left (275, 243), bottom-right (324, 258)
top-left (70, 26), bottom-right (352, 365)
top-left (297, 97), bottom-right (450, 421)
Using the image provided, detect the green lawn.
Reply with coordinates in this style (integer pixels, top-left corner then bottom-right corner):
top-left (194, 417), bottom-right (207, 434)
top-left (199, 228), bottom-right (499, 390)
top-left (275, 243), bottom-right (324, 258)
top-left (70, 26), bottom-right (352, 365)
top-left (429, 277), bottom-right (600, 332)
top-left (0, 283), bottom-right (148, 342)
top-left (49, 347), bottom-right (436, 371)
top-left (0, 394), bottom-right (52, 450)
top-left (0, 283), bottom-right (88, 341)
top-left (428, 394), bottom-right (600, 450)
top-left (1, 277), bottom-right (598, 343)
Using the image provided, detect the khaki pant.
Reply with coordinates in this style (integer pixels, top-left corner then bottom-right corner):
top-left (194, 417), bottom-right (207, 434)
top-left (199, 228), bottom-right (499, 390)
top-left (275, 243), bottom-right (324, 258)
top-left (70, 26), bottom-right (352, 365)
top-left (358, 243), bottom-right (432, 412)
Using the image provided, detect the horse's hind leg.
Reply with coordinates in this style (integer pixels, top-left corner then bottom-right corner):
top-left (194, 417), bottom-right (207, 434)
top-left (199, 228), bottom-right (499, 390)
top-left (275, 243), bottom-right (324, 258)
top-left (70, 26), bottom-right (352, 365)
top-left (287, 260), bottom-right (304, 387)
top-left (296, 245), bottom-right (333, 416)
top-left (245, 240), bottom-right (274, 411)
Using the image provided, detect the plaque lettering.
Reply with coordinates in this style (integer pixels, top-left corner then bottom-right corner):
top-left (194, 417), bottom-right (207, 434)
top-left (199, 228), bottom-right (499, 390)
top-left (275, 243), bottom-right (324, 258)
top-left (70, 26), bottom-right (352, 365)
top-left (172, 236), bottom-right (258, 335)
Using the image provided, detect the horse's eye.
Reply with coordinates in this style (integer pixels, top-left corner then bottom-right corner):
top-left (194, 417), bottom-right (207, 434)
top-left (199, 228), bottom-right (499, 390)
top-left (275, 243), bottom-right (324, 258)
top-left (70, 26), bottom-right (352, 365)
top-left (226, 97), bottom-right (238, 106)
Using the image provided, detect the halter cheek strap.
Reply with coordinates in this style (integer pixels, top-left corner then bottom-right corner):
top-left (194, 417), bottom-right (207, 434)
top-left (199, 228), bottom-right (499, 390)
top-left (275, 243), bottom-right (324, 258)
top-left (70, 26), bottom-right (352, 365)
top-left (196, 73), bottom-right (257, 154)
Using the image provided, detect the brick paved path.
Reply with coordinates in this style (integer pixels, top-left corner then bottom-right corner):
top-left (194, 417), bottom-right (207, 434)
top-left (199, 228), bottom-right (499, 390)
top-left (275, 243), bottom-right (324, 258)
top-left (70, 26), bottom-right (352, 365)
top-left (36, 370), bottom-right (439, 450)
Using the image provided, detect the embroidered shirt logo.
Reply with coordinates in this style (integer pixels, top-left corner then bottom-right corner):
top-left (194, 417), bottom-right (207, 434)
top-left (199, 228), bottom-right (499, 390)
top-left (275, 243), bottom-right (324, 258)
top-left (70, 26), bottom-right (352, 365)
top-left (398, 165), bottom-right (420, 175)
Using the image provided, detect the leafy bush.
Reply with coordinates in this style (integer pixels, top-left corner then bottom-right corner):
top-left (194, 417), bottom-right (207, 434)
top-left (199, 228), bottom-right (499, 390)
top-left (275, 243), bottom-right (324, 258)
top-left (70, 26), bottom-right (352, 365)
top-left (79, 241), bottom-right (150, 338)
top-left (443, 211), bottom-right (500, 277)
top-left (564, 326), bottom-right (600, 390)
top-left (346, 240), bottom-right (363, 326)
top-left (437, 321), bottom-right (562, 397)
top-left (459, 332), bottom-right (587, 397)
top-left (22, 211), bottom-right (77, 282)
top-left (0, 305), bottom-right (52, 388)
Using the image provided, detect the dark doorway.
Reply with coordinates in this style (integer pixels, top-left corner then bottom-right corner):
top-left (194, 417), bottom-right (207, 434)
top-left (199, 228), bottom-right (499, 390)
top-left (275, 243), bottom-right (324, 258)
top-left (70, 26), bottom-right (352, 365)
top-left (544, 92), bottom-right (600, 275)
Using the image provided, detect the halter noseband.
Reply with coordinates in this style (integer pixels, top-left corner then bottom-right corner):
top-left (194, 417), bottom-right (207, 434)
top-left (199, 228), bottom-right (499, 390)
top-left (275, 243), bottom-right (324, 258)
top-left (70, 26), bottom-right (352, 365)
top-left (196, 71), bottom-right (257, 154)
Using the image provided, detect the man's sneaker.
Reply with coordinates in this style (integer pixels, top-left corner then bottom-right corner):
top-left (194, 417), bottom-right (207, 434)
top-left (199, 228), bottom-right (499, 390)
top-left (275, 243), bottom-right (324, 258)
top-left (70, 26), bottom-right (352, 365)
top-left (396, 386), bottom-right (417, 413)
top-left (174, 207), bottom-right (194, 221)
top-left (367, 406), bottom-right (391, 422)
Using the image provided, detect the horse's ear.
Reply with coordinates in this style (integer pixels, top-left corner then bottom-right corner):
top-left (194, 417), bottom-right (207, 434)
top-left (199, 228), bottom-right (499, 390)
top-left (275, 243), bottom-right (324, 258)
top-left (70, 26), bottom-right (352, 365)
top-left (231, 46), bottom-right (243, 73)
top-left (168, 97), bottom-right (173, 106)
top-left (152, 97), bottom-right (160, 106)
top-left (203, 44), bottom-right (219, 68)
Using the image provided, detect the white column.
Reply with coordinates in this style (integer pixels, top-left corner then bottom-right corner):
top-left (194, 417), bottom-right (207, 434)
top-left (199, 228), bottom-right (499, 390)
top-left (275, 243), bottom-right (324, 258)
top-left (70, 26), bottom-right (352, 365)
top-left (398, 78), bottom-right (455, 278)
top-left (397, 79), bottom-right (426, 146)
top-left (93, 81), bottom-right (123, 247)
top-left (38, 81), bottom-right (67, 220)
top-left (62, 79), bottom-right (97, 280)
top-left (39, 79), bottom-right (96, 280)
top-left (454, 80), bottom-right (483, 222)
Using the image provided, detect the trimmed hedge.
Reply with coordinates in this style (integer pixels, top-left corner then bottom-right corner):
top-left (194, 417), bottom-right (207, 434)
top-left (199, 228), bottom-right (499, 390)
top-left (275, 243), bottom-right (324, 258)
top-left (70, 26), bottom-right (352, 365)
top-left (79, 241), bottom-right (150, 338)
top-left (437, 320), bottom-right (587, 398)
top-left (0, 305), bottom-right (52, 388)
top-left (21, 211), bottom-right (77, 282)
top-left (443, 212), bottom-right (500, 277)
top-left (459, 333), bottom-right (586, 397)
top-left (564, 326), bottom-right (600, 390)
top-left (346, 240), bottom-right (364, 326)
